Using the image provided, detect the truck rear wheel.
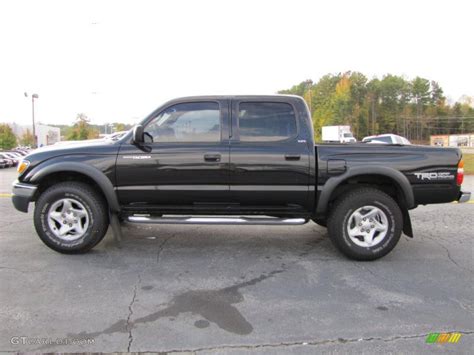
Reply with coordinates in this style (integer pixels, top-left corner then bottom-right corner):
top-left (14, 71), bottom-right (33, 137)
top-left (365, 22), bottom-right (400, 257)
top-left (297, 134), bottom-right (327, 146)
top-left (34, 182), bottom-right (109, 254)
top-left (327, 188), bottom-right (402, 261)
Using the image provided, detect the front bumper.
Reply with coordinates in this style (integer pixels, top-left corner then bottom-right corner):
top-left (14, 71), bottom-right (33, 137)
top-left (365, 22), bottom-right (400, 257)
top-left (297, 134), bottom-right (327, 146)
top-left (458, 191), bottom-right (471, 203)
top-left (12, 180), bottom-right (37, 213)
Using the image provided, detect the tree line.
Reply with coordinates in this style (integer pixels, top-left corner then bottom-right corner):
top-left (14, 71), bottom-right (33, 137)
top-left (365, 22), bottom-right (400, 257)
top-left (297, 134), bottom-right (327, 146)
top-left (54, 113), bottom-right (131, 140)
top-left (0, 124), bottom-right (33, 149)
top-left (278, 72), bottom-right (474, 142)
top-left (0, 114), bottom-right (132, 149)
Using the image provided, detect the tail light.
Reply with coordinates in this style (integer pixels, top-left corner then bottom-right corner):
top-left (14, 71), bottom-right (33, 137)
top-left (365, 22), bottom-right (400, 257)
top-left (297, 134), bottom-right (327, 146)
top-left (456, 159), bottom-right (464, 186)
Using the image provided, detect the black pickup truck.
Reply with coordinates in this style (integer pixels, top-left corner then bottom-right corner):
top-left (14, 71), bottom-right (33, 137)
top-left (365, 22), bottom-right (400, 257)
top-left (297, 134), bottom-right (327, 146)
top-left (12, 95), bottom-right (470, 260)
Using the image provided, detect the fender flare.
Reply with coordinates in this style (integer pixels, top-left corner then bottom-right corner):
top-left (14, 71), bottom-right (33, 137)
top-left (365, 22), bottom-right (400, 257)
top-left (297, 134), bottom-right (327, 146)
top-left (25, 161), bottom-right (120, 212)
top-left (316, 166), bottom-right (415, 215)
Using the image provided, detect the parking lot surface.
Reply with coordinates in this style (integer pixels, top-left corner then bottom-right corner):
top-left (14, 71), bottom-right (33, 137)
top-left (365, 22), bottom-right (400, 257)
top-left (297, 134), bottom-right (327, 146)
top-left (0, 167), bottom-right (473, 353)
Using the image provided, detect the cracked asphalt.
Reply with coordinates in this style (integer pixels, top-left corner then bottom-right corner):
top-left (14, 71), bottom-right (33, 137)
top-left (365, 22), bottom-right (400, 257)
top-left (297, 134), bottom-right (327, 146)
top-left (0, 168), bottom-right (473, 353)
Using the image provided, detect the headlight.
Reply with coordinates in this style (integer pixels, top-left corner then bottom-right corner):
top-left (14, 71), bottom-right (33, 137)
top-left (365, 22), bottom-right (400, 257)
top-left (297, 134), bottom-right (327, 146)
top-left (17, 160), bottom-right (30, 175)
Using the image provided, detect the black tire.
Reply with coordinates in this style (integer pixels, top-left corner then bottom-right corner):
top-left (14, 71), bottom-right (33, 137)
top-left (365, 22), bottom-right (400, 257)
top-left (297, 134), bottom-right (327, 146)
top-left (34, 182), bottom-right (109, 254)
top-left (327, 187), bottom-right (402, 261)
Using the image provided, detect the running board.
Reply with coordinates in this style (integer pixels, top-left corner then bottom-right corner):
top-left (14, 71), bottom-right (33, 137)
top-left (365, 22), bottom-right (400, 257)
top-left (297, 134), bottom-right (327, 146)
top-left (127, 215), bottom-right (308, 225)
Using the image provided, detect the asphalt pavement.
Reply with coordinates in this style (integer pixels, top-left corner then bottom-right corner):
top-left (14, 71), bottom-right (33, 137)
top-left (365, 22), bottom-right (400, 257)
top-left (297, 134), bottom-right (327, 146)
top-left (0, 168), bottom-right (472, 353)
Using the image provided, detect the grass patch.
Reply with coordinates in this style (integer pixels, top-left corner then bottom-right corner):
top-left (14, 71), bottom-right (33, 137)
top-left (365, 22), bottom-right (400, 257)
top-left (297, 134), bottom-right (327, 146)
top-left (463, 153), bottom-right (474, 175)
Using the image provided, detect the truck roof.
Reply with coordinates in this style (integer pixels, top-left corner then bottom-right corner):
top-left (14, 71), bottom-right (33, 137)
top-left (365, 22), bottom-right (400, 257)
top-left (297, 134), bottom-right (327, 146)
top-left (163, 94), bottom-right (303, 101)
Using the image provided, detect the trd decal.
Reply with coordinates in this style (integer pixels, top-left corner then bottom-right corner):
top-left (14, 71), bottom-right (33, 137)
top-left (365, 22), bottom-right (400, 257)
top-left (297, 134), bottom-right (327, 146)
top-left (413, 172), bottom-right (454, 181)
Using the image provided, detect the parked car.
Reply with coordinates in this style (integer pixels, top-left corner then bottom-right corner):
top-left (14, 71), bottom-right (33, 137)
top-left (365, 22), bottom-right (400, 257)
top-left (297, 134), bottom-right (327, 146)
top-left (11, 95), bottom-right (470, 260)
top-left (15, 147), bottom-right (31, 154)
top-left (0, 158), bottom-right (6, 169)
top-left (3, 158), bottom-right (13, 167)
top-left (14, 150), bottom-right (29, 156)
top-left (362, 134), bottom-right (411, 145)
top-left (0, 152), bottom-right (19, 166)
top-left (7, 151), bottom-right (23, 159)
top-left (0, 153), bottom-right (15, 167)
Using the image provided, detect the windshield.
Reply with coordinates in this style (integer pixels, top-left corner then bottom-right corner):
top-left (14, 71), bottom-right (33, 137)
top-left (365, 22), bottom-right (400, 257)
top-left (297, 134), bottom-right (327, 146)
top-left (343, 133), bottom-right (353, 138)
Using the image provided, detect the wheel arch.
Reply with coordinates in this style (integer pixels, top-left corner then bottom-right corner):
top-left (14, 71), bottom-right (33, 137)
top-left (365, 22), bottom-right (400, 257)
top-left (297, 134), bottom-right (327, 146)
top-left (25, 162), bottom-right (120, 212)
top-left (317, 166), bottom-right (414, 213)
top-left (316, 166), bottom-right (415, 237)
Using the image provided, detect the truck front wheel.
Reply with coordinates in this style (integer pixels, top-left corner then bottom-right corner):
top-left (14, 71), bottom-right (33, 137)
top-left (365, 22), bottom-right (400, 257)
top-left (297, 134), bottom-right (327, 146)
top-left (34, 182), bottom-right (109, 253)
top-left (327, 188), bottom-right (402, 261)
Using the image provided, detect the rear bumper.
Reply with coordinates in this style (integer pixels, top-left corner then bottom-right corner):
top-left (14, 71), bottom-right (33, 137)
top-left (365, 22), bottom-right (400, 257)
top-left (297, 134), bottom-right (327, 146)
top-left (12, 180), bottom-right (37, 213)
top-left (458, 191), bottom-right (471, 203)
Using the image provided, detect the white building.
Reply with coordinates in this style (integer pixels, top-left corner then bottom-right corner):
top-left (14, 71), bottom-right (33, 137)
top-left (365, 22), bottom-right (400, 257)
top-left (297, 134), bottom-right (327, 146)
top-left (9, 123), bottom-right (61, 147)
top-left (35, 124), bottom-right (61, 147)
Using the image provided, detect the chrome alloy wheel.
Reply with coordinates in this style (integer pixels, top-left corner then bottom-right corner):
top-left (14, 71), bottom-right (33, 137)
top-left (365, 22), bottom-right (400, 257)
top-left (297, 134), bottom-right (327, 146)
top-left (346, 205), bottom-right (389, 247)
top-left (47, 198), bottom-right (89, 241)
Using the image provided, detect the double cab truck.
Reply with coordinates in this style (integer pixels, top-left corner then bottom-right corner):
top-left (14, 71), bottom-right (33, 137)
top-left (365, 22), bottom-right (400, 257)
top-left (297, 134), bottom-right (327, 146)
top-left (12, 95), bottom-right (470, 260)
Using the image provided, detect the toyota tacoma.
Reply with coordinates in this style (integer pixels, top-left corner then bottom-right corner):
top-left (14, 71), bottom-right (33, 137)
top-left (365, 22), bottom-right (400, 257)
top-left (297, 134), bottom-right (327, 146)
top-left (12, 95), bottom-right (471, 260)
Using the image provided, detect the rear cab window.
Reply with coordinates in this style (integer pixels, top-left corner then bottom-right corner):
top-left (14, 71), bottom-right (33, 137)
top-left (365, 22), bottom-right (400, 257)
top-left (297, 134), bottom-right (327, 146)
top-left (237, 102), bottom-right (297, 142)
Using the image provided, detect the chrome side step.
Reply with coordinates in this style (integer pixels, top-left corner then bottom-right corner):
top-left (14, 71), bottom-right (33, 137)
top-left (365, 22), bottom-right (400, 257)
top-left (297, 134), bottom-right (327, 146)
top-left (127, 215), bottom-right (308, 225)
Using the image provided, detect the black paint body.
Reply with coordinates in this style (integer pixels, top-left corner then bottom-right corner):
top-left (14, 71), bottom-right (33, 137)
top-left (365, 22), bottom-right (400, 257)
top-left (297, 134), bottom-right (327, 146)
top-left (14, 95), bottom-right (464, 219)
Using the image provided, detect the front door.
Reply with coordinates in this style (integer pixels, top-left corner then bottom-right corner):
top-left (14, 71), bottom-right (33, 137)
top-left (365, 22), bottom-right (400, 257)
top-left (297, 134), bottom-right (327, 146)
top-left (116, 99), bottom-right (230, 208)
top-left (229, 99), bottom-right (311, 212)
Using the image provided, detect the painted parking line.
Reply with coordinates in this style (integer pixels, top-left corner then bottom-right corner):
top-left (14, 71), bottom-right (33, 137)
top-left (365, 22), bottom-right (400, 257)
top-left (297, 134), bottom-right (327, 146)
top-left (0, 193), bottom-right (12, 197)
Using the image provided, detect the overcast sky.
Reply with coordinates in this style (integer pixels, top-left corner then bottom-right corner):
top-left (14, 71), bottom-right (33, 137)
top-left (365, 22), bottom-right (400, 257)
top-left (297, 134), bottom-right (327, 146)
top-left (0, 0), bottom-right (472, 126)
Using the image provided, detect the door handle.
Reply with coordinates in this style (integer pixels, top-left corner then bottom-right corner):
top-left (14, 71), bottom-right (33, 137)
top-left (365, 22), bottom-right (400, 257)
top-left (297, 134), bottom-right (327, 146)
top-left (285, 154), bottom-right (301, 161)
top-left (204, 154), bottom-right (221, 162)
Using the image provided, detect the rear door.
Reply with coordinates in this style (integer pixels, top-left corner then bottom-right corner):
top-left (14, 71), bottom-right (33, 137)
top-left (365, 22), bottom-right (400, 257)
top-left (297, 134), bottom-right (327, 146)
top-left (229, 99), bottom-right (311, 212)
top-left (116, 99), bottom-right (230, 207)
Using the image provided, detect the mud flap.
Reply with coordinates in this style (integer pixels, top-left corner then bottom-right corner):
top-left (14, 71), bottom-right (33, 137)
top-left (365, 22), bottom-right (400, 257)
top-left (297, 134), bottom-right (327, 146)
top-left (402, 208), bottom-right (413, 238)
top-left (109, 212), bottom-right (123, 247)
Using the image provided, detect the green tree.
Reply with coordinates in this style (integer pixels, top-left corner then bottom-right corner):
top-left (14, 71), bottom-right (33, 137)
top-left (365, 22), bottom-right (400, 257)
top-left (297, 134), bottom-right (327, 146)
top-left (278, 81), bottom-right (308, 97)
top-left (115, 123), bottom-right (126, 132)
top-left (378, 75), bottom-right (410, 134)
top-left (331, 74), bottom-right (352, 125)
top-left (0, 123), bottom-right (17, 149)
top-left (366, 78), bottom-right (381, 136)
top-left (456, 97), bottom-right (474, 134)
top-left (279, 72), bottom-right (471, 142)
top-left (410, 77), bottom-right (431, 141)
top-left (348, 72), bottom-right (368, 138)
top-left (20, 128), bottom-right (35, 146)
top-left (310, 74), bottom-right (341, 140)
top-left (67, 113), bottom-right (99, 140)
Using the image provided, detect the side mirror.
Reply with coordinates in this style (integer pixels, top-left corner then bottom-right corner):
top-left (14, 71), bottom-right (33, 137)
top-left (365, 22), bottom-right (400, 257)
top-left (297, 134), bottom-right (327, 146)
top-left (132, 125), bottom-right (144, 144)
top-left (144, 132), bottom-right (153, 144)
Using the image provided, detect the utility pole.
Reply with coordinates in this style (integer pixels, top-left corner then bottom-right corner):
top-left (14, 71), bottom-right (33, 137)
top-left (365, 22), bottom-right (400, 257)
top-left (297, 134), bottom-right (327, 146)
top-left (371, 97), bottom-right (376, 135)
top-left (24, 92), bottom-right (39, 147)
top-left (305, 79), bottom-right (313, 114)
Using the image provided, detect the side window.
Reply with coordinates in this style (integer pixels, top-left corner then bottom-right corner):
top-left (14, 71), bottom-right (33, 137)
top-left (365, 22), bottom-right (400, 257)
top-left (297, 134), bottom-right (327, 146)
top-left (376, 136), bottom-right (392, 144)
top-left (238, 102), bottom-right (297, 142)
top-left (147, 102), bottom-right (221, 142)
